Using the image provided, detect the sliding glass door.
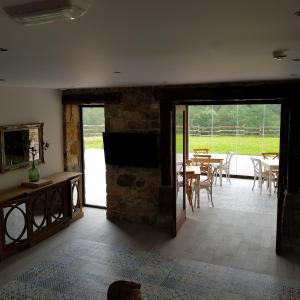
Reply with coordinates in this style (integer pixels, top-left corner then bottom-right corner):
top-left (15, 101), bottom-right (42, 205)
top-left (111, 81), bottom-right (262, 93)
top-left (188, 104), bottom-right (281, 176)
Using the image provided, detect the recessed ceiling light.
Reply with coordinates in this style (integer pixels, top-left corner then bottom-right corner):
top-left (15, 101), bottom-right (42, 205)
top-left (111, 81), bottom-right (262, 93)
top-left (0, 48), bottom-right (8, 52)
top-left (292, 58), bottom-right (300, 62)
top-left (113, 71), bottom-right (121, 74)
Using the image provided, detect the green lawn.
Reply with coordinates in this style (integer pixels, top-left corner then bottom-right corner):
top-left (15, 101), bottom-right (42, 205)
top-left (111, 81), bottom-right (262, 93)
top-left (180, 135), bottom-right (279, 155)
top-left (84, 137), bottom-right (103, 149)
top-left (84, 135), bottom-right (280, 156)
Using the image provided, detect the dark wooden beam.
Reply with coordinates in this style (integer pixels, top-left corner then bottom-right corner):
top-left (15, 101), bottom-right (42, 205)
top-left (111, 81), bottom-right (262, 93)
top-left (160, 101), bottom-right (173, 186)
top-left (62, 92), bottom-right (121, 105)
top-left (154, 80), bottom-right (299, 101)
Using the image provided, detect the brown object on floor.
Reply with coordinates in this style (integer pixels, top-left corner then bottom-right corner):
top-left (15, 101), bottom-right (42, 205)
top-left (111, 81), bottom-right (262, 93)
top-left (107, 280), bottom-right (143, 300)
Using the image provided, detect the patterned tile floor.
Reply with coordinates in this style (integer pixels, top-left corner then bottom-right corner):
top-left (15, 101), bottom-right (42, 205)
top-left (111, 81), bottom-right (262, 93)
top-left (1, 240), bottom-right (300, 300)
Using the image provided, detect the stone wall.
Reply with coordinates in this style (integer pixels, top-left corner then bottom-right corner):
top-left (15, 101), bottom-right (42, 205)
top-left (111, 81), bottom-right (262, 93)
top-left (63, 87), bottom-right (169, 227)
top-left (104, 88), bottom-right (162, 224)
top-left (63, 105), bottom-right (82, 172)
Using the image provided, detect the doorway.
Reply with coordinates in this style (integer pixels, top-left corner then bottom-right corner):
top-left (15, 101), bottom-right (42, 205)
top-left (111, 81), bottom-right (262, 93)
top-left (188, 104), bottom-right (281, 177)
top-left (173, 101), bottom-right (283, 256)
top-left (81, 106), bottom-right (106, 208)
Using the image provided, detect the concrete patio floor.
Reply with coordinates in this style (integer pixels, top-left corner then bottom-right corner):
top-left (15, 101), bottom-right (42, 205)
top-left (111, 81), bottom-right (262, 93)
top-left (84, 149), bottom-right (106, 207)
top-left (84, 149), bottom-right (273, 207)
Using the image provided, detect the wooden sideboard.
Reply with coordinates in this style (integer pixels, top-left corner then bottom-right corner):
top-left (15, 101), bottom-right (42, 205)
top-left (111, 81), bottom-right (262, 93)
top-left (0, 172), bottom-right (83, 261)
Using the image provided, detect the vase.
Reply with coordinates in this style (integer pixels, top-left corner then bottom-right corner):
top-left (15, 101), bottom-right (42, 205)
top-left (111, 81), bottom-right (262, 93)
top-left (28, 161), bottom-right (40, 182)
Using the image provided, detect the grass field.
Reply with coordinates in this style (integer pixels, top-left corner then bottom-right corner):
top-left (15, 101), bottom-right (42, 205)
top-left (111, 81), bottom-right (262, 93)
top-left (84, 137), bottom-right (104, 149)
top-left (179, 135), bottom-right (279, 155)
top-left (84, 135), bottom-right (279, 155)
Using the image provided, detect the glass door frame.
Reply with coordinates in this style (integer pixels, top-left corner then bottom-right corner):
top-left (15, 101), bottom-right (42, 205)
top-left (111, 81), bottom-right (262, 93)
top-left (80, 105), bottom-right (106, 209)
top-left (180, 99), bottom-right (286, 254)
top-left (187, 103), bottom-right (281, 178)
top-left (172, 104), bottom-right (189, 235)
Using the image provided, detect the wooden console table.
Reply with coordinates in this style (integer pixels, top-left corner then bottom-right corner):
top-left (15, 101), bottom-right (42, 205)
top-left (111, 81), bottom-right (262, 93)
top-left (0, 172), bottom-right (83, 261)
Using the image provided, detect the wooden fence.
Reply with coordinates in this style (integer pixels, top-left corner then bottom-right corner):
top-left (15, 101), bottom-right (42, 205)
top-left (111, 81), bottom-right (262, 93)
top-left (83, 124), bottom-right (280, 137)
top-left (178, 125), bottom-right (280, 136)
top-left (83, 125), bottom-right (105, 137)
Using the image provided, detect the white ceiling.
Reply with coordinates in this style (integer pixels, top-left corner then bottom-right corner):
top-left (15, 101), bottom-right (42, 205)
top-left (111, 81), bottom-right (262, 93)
top-left (0, 0), bottom-right (299, 89)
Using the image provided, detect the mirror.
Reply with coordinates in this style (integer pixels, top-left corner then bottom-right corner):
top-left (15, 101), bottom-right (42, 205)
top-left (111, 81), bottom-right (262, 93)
top-left (0, 123), bottom-right (44, 173)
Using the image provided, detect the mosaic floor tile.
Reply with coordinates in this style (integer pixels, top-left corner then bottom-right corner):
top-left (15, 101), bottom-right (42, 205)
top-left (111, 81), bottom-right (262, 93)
top-left (0, 239), bottom-right (299, 300)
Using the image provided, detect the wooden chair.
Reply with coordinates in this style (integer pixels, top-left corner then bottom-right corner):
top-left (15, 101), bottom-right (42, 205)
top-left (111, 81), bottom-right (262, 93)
top-left (193, 148), bottom-right (209, 155)
top-left (191, 157), bottom-right (210, 175)
top-left (192, 157), bottom-right (211, 165)
top-left (193, 164), bottom-right (214, 208)
top-left (193, 154), bottom-right (212, 159)
top-left (185, 171), bottom-right (196, 212)
top-left (186, 159), bottom-right (193, 166)
top-left (261, 152), bottom-right (279, 160)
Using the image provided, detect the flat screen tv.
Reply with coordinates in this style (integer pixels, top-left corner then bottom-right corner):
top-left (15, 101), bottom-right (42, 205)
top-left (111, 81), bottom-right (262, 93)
top-left (103, 132), bottom-right (159, 168)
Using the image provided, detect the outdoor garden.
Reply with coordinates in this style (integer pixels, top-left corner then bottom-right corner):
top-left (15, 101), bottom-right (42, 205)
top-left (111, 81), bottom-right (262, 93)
top-left (185, 104), bottom-right (280, 155)
top-left (82, 104), bottom-right (280, 156)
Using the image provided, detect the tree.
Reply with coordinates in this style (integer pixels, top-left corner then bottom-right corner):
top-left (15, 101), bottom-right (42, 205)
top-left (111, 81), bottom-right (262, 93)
top-left (82, 107), bottom-right (105, 125)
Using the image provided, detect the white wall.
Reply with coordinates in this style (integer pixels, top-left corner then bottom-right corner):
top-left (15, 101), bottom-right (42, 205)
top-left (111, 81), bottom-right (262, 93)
top-left (0, 87), bottom-right (63, 190)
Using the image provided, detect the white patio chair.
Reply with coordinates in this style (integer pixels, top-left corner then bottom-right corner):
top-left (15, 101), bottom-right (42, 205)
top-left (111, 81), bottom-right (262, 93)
top-left (250, 157), bottom-right (269, 193)
top-left (214, 152), bottom-right (234, 185)
top-left (176, 162), bottom-right (184, 195)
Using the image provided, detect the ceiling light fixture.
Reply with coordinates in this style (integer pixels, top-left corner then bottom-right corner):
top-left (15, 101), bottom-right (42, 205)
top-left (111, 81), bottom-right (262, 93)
top-left (273, 49), bottom-right (288, 60)
top-left (0, 48), bottom-right (8, 52)
top-left (2, 0), bottom-right (91, 26)
top-left (113, 71), bottom-right (121, 74)
top-left (292, 58), bottom-right (300, 62)
top-left (0, 79), bottom-right (5, 82)
top-left (295, 11), bottom-right (300, 17)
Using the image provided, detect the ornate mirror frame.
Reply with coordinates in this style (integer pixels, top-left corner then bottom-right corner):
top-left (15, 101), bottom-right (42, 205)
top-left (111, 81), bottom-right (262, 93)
top-left (0, 123), bottom-right (44, 173)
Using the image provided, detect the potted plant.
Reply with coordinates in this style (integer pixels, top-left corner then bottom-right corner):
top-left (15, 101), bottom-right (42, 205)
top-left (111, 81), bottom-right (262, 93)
top-left (28, 141), bottom-right (49, 182)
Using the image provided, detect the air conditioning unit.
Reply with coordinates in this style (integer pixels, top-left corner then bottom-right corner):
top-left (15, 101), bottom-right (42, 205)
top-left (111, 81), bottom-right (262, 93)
top-left (2, 0), bottom-right (91, 25)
